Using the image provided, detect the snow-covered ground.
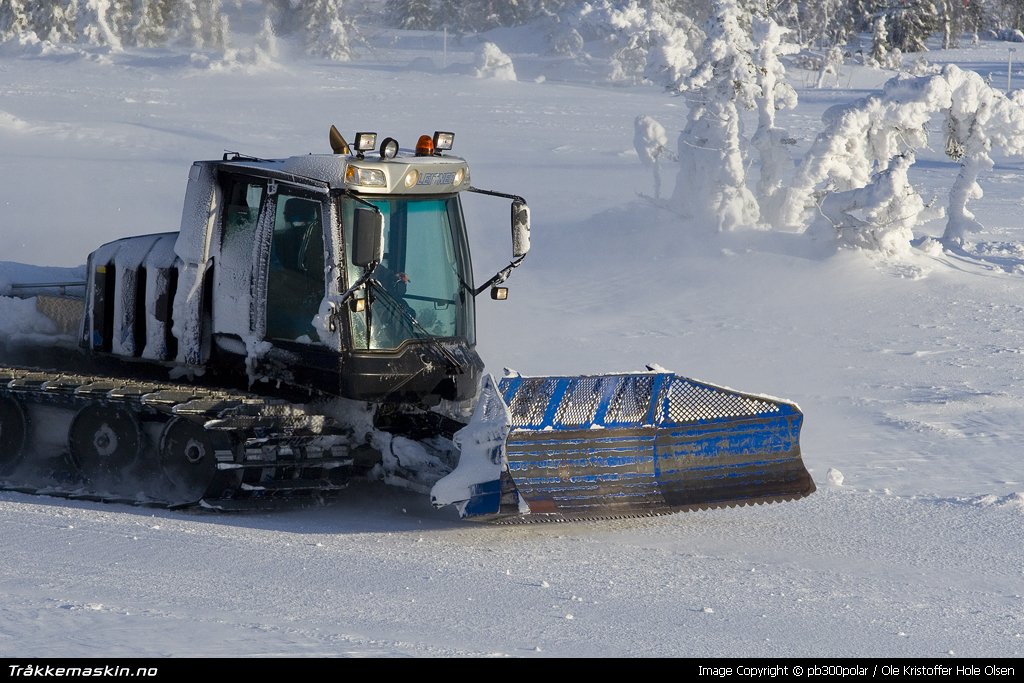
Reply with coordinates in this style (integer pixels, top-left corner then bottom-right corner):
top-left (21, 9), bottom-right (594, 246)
top-left (1, 26), bottom-right (1023, 658)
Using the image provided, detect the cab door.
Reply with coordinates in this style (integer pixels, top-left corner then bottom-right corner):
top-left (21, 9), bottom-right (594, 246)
top-left (212, 172), bottom-right (267, 343)
top-left (212, 174), bottom-right (331, 348)
top-left (262, 186), bottom-right (328, 343)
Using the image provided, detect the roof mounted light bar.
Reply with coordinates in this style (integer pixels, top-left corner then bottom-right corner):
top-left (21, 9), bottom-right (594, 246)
top-left (433, 131), bottom-right (454, 152)
top-left (353, 132), bottom-right (377, 159)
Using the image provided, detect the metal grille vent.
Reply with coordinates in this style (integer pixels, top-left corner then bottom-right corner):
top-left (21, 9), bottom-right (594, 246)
top-left (666, 378), bottom-right (781, 423)
top-left (604, 374), bottom-right (655, 424)
top-left (505, 377), bottom-right (559, 428)
top-left (553, 377), bottom-right (603, 427)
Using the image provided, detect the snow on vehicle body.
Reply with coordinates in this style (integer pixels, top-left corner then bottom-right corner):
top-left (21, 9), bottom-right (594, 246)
top-left (0, 129), bottom-right (814, 522)
top-left (86, 132), bottom-right (499, 405)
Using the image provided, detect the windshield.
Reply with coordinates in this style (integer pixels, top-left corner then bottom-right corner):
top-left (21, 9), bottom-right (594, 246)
top-left (342, 195), bottom-right (475, 350)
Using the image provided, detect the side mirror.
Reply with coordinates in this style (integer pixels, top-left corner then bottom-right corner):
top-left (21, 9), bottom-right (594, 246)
top-left (351, 207), bottom-right (384, 268)
top-left (511, 200), bottom-right (530, 259)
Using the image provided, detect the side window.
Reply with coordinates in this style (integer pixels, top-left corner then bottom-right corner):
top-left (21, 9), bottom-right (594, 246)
top-left (265, 192), bottom-right (326, 343)
top-left (222, 177), bottom-right (265, 240)
top-left (270, 195), bottom-right (324, 273)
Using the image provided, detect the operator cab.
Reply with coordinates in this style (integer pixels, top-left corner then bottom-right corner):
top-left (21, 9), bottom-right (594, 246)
top-left (204, 129), bottom-right (529, 405)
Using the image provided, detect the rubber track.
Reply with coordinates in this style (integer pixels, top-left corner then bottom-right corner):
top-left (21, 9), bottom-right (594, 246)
top-left (0, 365), bottom-right (353, 508)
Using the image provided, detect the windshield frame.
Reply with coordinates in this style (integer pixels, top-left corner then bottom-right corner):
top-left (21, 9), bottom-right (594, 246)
top-left (339, 192), bottom-right (476, 351)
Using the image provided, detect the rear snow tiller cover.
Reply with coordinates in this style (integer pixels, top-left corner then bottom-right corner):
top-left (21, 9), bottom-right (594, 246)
top-left (477, 371), bottom-right (814, 521)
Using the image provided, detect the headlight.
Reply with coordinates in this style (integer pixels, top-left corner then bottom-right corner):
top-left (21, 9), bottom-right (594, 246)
top-left (345, 165), bottom-right (386, 187)
top-left (403, 169), bottom-right (419, 188)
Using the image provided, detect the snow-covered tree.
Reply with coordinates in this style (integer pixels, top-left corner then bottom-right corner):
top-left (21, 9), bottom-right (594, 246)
top-left (435, 0), bottom-right (468, 35)
top-left (168, 0), bottom-right (204, 47)
top-left (815, 44), bottom-right (845, 87)
top-left (474, 41), bottom-right (516, 80)
top-left (548, 22), bottom-right (584, 57)
top-left (31, 1), bottom-right (78, 44)
top-left (887, 0), bottom-right (941, 53)
top-left (386, 0), bottom-right (436, 30)
top-left (198, 0), bottom-right (228, 50)
top-left (165, 0), bottom-right (224, 50)
top-left (869, 13), bottom-right (890, 67)
top-left (751, 15), bottom-right (800, 227)
top-left (469, 1), bottom-right (534, 30)
top-left (634, 114), bottom-right (674, 200)
top-left (800, 0), bottom-right (853, 50)
top-left (129, 0), bottom-right (169, 47)
top-left (782, 65), bottom-right (1024, 250)
top-left (255, 12), bottom-right (279, 60)
top-left (782, 76), bottom-right (942, 229)
top-left (672, 0), bottom-right (761, 231)
top-left (848, 0), bottom-right (887, 31)
top-left (962, 0), bottom-right (987, 43)
top-left (105, 0), bottom-right (134, 41)
top-left (811, 152), bottom-right (938, 255)
top-left (303, 0), bottom-right (354, 61)
top-left (0, 0), bottom-right (32, 41)
top-left (77, 0), bottom-right (123, 49)
top-left (606, 0), bottom-right (702, 87)
top-left (991, 0), bottom-right (1024, 32)
top-left (542, 2), bottom-right (610, 59)
top-left (939, 0), bottom-right (958, 48)
top-left (941, 66), bottom-right (1015, 243)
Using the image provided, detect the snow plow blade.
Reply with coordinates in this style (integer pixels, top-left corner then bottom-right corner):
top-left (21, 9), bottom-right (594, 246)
top-left (434, 371), bottom-right (814, 523)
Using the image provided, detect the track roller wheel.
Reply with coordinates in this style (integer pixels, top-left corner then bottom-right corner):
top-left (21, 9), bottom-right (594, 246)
top-left (69, 404), bottom-right (142, 490)
top-left (0, 396), bottom-right (28, 476)
top-left (158, 417), bottom-right (223, 503)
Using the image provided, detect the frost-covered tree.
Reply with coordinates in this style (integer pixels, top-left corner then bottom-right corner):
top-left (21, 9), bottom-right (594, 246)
top-left (386, 0), bottom-right (436, 30)
top-left (869, 13), bottom-right (890, 67)
top-left (991, 0), bottom-right (1024, 32)
top-left (31, 0), bottom-right (78, 43)
top-left (848, 0), bottom-right (886, 31)
top-left (811, 152), bottom-right (935, 255)
top-left (939, 0), bottom-right (957, 48)
top-left (815, 44), bottom-right (845, 87)
top-left (672, 0), bottom-right (761, 231)
top-left (606, 0), bottom-right (703, 87)
top-left (939, 66), bottom-right (1023, 243)
top-left (886, 0), bottom-right (941, 52)
top-left (303, 0), bottom-right (354, 61)
top-left (751, 16), bottom-right (800, 227)
top-left (634, 114), bottom-right (674, 200)
top-left (255, 12), bottom-right (279, 60)
top-left (166, 0), bottom-right (227, 49)
top-left (168, 0), bottom-right (204, 47)
top-left (130, 0), bottom-right (174, 48)
top-left (782, 65), bottom-right (1024, 250)
top-left (435, 0), bottom-right (468, 35)
top-left (0, 0), bottom-right (32, 41)
top-left (782, 76), bottom-right (942, 229)
top-left (199, 0), bottom-right (228, 49)
top-left (478, 1), bottom-right (534, 28)
top-left (962, 0), bottom-right (987, 43)
top-left (105, 0), bottom-right (133, 40)
top-left (77, 0), bottom-right (123, 49)
top-left (800, 0), bottom-right (854, 49)
top-left (474, 41), bottom-right (517, 80)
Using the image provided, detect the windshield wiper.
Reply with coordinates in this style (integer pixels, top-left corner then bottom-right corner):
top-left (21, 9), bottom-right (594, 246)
top-left (366, 278), bottom-right (467, 373)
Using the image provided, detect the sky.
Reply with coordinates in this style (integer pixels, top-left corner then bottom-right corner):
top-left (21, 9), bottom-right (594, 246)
top-left (0, 20), bottom-right (1022, 658)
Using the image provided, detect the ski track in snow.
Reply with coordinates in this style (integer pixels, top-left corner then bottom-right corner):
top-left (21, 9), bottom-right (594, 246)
top-left (0, 485), bottom-right (1021, 658)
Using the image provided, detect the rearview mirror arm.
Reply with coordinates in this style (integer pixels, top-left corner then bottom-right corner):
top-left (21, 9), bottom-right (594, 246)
top-left (473, 256), bottom-right (525, 296)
